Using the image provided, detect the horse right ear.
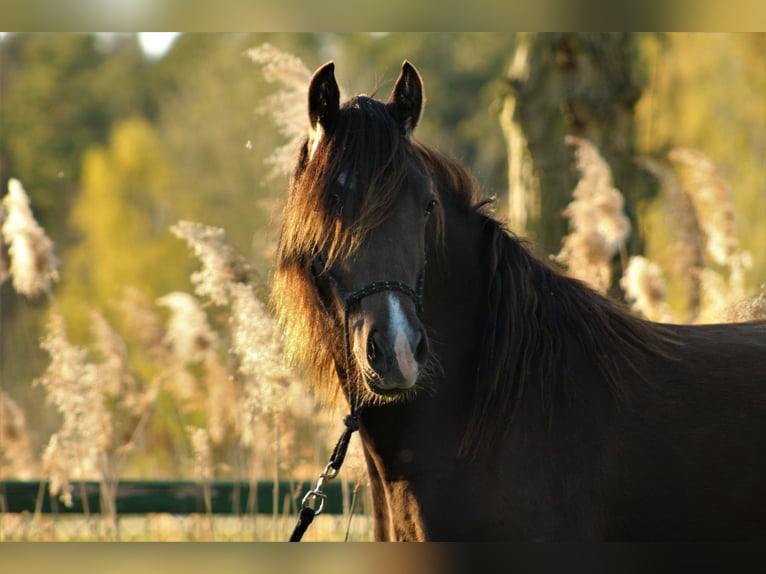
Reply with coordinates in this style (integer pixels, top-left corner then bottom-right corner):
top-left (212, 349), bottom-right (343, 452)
top-left (307, 61), bottom-right (340, 156)
top-left (387, 61), bottom-right (424, 138)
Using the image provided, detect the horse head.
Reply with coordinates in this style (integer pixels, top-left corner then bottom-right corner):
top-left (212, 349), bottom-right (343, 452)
top-left (302, 61), bottom-right (437, 402)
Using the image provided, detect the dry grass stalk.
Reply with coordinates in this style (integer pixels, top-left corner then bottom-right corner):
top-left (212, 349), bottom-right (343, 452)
top-left (0, 390), bottom-right (38, 479)
top-left (0, 202), bottom-right (9, 287)
top-left (555, 136), bottom-right (631, 293)
top-left (228, 270), bottom-right (294, 541)
top-left (723, 286), bottom-right (766, 322)
top-left (668, 148), bottom-right (753, 320)
top-left (1, 178), bottom-right (59, 299)
top-left (187, 425), bottom-right (215, 536)
top-left (187, 425), bottom-right (214, 483)
top-left (117, 286), bottom-right (167, 353)
top-left (170, 221), bottom-right (252, 306)
top-left (620, 255), bottom-right (673, 322)
top-left (230, 283), bottom-right (291, 410)
top-left (669, 149), bottom-right (741, 268)
top-left (247, 43), bottom-right (316, 180)
top-left (637, 156), bottom-right (705, 320)
top-left (172, 219), bottom-right (297, 432)
top-left (36, 311), bottom-right (112, 507)
top-left (88, 308), bottom-right (158, 516)
top-left (157, 292), bottom-right (218, 364)
top-left (173, 218), bottom-right (314, 538)
top-left (89, 309), bottom-right (140, 411)
top-left (202, 351), bottom-right (240, 447)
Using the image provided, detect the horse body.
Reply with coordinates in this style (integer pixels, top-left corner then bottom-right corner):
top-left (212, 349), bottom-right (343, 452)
top-left (272, 60), bottom-right (766, 541)
top-left (359, 167), bottom-right (766, 541)
top-left (364, 294), bottom-right (766, 540)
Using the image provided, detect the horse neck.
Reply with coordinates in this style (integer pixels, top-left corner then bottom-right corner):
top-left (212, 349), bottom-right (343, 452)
top-left (352, 191), bottom-right (495, 540)
top-left (355, 190), bottom-right (489, 477)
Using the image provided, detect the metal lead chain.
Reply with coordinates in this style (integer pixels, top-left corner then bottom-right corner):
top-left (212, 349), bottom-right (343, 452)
top-left (300, 462), bottom-right (339, 516)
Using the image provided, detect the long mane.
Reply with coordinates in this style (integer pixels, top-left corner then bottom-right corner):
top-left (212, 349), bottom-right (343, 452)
top-left (415, 145), bottom-right (679, 452)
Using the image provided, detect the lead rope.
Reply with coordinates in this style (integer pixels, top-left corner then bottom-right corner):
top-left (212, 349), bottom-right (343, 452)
top-left (290, 256), bottom-right (425, 541)
top-left (289, 286), bottom-right (365, 542)
top-left (289, 406), bottom-right (363, 541)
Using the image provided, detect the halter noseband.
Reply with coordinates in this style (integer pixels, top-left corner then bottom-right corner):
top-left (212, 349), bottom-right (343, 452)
top-left (311, 253), bottom-right (426, 317)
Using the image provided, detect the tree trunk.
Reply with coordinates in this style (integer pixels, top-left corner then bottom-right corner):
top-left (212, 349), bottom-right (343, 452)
top-left (499, 33), bottom-right (653, 293)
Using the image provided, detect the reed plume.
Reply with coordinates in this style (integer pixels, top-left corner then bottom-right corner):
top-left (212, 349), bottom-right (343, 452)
top-left (620, 255), bottom-right (672, 322)
top-left (637, 156), bottom-right (705, 321)
top-left (669, 149), bottom-right (741, 269)
top-left (170, 220), bottom-right (252, 306)
top-left (1, 179), bottom-right (59, 299)
top-left (157, 292), bottom-right (218, 365)
top-left (723, 286), bottom-right (766, 322)
top-left (555, 136), bottom-right (631, 293)
top-left (668, 148), bottom-right (752, 322)
top-left (89, 309), bottom-right (140, 411)
top-left (36, 311), bottom-right (112, 507)
top-left (0, 390), bottom-right (38, 479)
top-left (247, 43), bottom-right (317, 180)
top-left (173, 219), bottom-right (311, 538)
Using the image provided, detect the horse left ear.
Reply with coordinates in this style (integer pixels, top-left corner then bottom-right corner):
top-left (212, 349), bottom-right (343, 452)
top-left (307, 62), bottom-right (340, 158)
top-left (308, 61), bottom-right (340, 131)
top-left (387, 61), bottom-right (424, 137)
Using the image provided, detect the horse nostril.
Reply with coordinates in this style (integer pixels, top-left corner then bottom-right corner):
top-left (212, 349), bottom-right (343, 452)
top-left (367, 330), bottom-right (390, 375)
top-left (414, 329), bottom-right (429, 364)
top-left (367, 332), bottom-right (378, 362)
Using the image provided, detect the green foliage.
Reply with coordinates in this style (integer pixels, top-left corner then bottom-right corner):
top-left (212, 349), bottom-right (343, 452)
top-left (57, 116), bottom-right (192, 342)
top-left (0, 34), bottom-right (158, 238)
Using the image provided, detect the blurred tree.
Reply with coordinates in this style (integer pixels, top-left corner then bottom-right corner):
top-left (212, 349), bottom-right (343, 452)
top-left (498, 33), bottom-right (652, 295)
top-left (0, 33), bottom-right (160, 240)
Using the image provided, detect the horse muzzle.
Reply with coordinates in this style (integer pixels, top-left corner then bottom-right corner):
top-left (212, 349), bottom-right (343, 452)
top-left (353, 293), bottom-right (429, 394)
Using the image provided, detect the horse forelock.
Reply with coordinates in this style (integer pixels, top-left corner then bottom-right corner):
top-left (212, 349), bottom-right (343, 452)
top-left (286, 96), bottom-right (418, 265)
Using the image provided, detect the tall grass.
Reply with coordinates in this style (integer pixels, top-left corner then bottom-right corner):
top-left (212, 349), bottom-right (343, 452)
top-left (557, 139), bottom-right (763, 323)
top-left (554, 136), bottom-right (631, 294)
top-left (0, 179), bottom-right (363, 541)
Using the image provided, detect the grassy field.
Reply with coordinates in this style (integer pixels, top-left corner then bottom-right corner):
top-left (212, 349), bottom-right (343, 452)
top-left (0, 512), bottom-right (374, 542)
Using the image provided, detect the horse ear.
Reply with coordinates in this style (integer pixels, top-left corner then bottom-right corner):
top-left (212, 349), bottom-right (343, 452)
top-left (308, 61), bottom-right (340, 133)
top-left (387, 61), bottom-right (424, 137)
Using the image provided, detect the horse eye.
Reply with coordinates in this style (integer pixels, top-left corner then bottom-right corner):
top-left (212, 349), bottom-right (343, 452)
top-left (425, 198), bottom-right (438, 217)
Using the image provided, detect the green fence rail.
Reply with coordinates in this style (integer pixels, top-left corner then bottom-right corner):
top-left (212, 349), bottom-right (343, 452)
top-left (0, 480), bottom-right (361, 516)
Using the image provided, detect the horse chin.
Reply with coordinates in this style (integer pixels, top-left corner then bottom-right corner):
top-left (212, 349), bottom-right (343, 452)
top-left (362, 375), bottom-right (419, 404)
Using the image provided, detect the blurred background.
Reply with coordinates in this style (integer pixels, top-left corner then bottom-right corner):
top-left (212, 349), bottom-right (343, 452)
top-left (0, 32), bottom-right (764, 539)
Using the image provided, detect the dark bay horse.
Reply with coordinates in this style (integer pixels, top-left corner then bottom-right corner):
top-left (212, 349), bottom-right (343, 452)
top-left (271, 60), bottom-right (766, 541)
